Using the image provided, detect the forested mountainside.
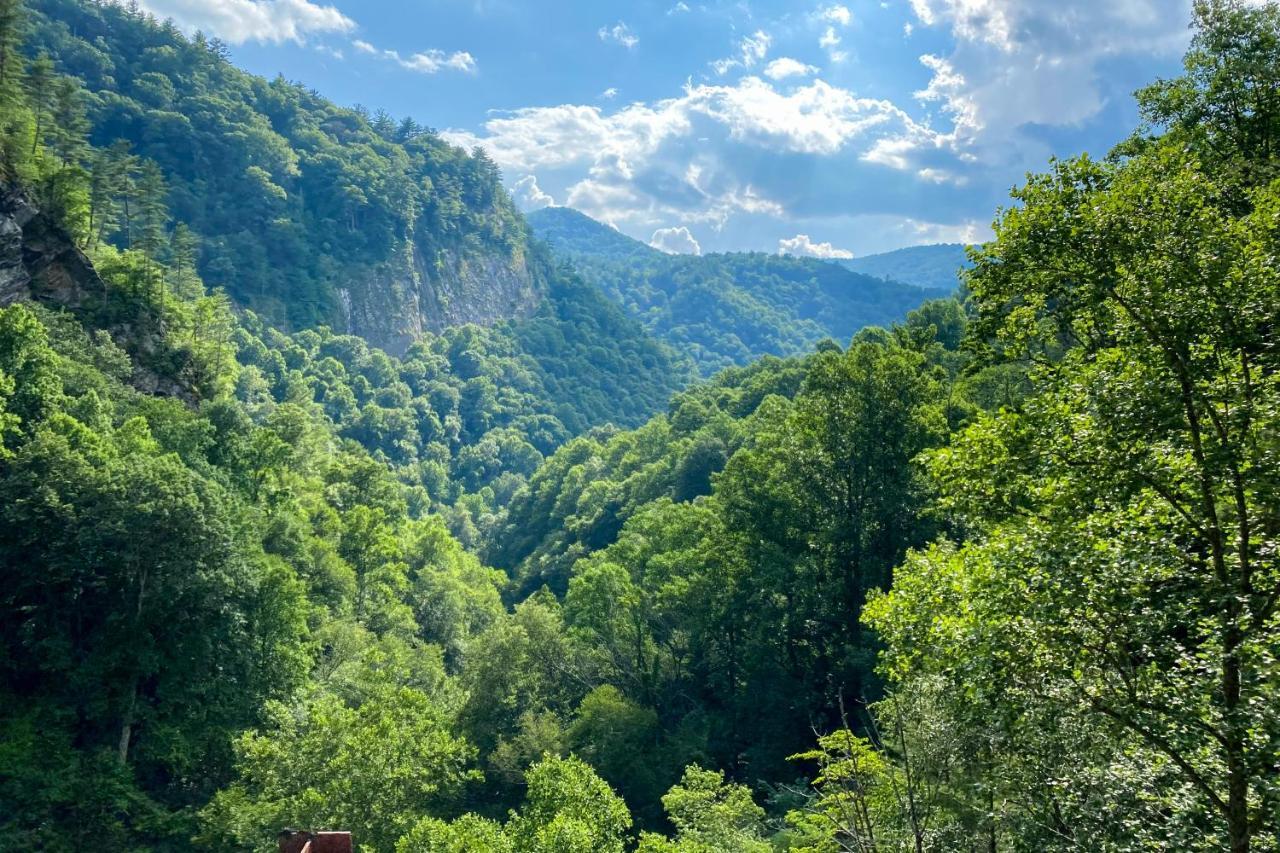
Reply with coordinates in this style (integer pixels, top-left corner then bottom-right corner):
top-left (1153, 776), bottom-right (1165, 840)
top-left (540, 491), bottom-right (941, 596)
top-left (18, 0), bottom-right (545, 351)
top-left (840, 243), bottom-right (970, 292)
top-left (2, 0), bottom-right (1279, 851)
top-left (528, 205), bottom-right (931, 375)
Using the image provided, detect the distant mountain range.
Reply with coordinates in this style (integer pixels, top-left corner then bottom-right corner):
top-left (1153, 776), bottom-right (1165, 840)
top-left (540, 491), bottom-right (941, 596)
top-left (527, 206), bottom-right (953, 375)
top-left (840, 243), bottom-right (970, 292)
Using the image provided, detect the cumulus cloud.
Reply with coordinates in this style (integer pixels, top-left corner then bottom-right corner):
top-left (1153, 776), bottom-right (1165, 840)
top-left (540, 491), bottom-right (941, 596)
top-left (763, 57), bottom-right (817, 80)
top-left (896, 0), bottom-right (1200, 171)
top-left (602, 87), bottom-right (619, 99)
top-left (599, 22), bottom-right (639, 49)
top-left (136, 0), bottom-right (354, 44)
top-left (447, 0), bottom-right (1204, 252)
top-left (778, 233), bottom-right (853, 259)
top-left (650, 226), bottom-right (702, 254)
top-left (511, 175), bottom-right (555, 211)
top-left (443, 74), bottom-right (946, 230)
top-left (446, 77), bottom-right (930, 171)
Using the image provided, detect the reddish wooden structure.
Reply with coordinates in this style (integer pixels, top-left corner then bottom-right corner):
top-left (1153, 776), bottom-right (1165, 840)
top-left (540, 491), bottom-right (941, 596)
top-left (278, 829), bottom-right (354, 853)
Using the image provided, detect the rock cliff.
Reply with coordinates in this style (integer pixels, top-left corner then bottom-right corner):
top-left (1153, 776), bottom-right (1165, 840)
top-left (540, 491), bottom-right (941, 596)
top-left (340, 239), bottom-right (542, 355)
top-left (0, 185), bottom-right (191, 400)
top-left (0, 186), bottom-right (103, 311)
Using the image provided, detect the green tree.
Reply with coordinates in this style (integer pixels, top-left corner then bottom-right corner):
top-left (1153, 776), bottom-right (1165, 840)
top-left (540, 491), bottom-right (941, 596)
top-left (134, 158), bottom-right (168, 306)
top-left (637, 766), bottom-right (770, 853)
top-left (505, 755), bottom-right (633, 853)
top-left (872, 92), bottom-right (1280, 853)
top-left (200, 686), bottom-right (479, 853)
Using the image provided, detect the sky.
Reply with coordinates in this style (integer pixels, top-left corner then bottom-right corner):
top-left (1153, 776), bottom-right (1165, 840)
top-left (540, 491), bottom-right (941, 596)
top-left (132, 0), bottom-right (1216, 258)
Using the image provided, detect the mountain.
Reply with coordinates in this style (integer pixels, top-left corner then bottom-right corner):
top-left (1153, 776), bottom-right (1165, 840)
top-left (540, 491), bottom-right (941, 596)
top-left (527, 206), bottom-right (935, 375)
top-left (840, 242), bottom-right (970, 292)
top-left (526, 206), bottom-right (659, 263)
top-left (22, 0), bottom-right (542, 353)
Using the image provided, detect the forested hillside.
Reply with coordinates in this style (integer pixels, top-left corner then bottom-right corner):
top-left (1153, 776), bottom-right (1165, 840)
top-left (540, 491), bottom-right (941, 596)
top-left (840, 243), bottom-right (969, 292)
top-left (17, 0), bottom-right (547, 350)
top-left (528, 205), bottom-right (932, 375)
top-left (1, 1), bottom-right (1278, 852)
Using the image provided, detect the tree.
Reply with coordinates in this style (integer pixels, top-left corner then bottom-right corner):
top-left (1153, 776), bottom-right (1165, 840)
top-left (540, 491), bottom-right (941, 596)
top-left (637, 766), bottom-right (770, 853)
top-left (873, 118), bottom-right (1280, 853)
top-left (505, 755), bottom-right (633, 853)
top-left (23, 51), bottom-right (52, 155)
top-left (0, 0), bottom-right (23, 96)
top-left (1134, 0), bottom-right (1280, 200)
top-left (134, 159), bottom-right (169, 306)
top-left (200, 686), bottom-right (479, 852)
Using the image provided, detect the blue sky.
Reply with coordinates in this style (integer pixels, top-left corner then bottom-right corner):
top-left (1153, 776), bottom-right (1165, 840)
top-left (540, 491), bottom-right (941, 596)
top-left (134, 0), bottom-right (1212, 257)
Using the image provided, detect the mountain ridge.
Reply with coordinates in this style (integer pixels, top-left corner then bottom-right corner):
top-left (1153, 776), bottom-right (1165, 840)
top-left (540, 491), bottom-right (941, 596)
top-left (527, 205), bottom-right (939, 374)
top-left (23, 0), bottom-right (542, 354)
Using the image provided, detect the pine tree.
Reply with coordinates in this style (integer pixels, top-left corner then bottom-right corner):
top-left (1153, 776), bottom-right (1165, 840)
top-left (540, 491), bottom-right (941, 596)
top-left (135, 160), bottom-right (169, 308)
top-left (0, 0), bottom-right (23, 96)
top-left (169, 223), bottom-right (201, 300)
top-left (23, 52), bottom-right (53, 156)
top-left (87, 142), bottom-right (136, 249)
top-left (49, 76), bottom-right (88, 165)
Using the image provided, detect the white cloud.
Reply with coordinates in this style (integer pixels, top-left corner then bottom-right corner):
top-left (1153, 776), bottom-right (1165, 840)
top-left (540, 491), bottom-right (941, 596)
top-left (818, 4), bottom-right (853, 26)
top-left (818, 25), bottom-right (848, 62)
top-left (394, 49), bottom-right (476, 73)
top-left (443, 75), bottom-right (944, 229)
top-left (602, 87), bottom-right (619, 99)
top-left (511, 175), bottom-right (555, 211)
top-left (669, 1), bottom-right (691, 13)
top-left (712, 29), bottom-right (772, 75)
top-left (135, 0), bottom-right (354, 44)
top-left (857, 0), bottom-right (1202, 185)
top-left (764, 57), bottom-right (819, 80)
top-left (446, 77), bottom-right (929, 170)
top-left (352, 39), bottom-right (476, 74)
top-left (599, 22), bottom-right (639, 49)
top-left (741, 30), bottom-right (772, 64)
top-left (778, 233), bottom-right (853, 259)
top-left (651, 226), bottom-right (702, 254)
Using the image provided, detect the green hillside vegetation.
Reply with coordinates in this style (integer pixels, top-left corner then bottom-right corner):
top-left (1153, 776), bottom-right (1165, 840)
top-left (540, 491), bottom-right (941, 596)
top-left (19, 0), bottom-right (531, 334)
top-left (528, 205), bottom-right (932, 375)
top-left (0, 1), bottom-right (1278, 852)
top-left (840, 242), bottom-right (970, 291)
top-left (526, 206), bottom-right (660, 264)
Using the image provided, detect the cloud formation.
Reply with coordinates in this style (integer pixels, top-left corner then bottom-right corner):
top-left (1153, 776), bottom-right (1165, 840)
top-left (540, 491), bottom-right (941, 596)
top-left (353, 39), bottom-right (476, 74)
top-left (650, 226), bottom-right (701, 255)
top-left (763, 57), bottom-right (817, 80)
top-left (511, 175), bottom-right (555, 211)
top-left (433, 0), bottom-right (1212, 255)
top-left (599, 22), bottom-right (639, 49)
top-left (136, 0), bottom-right (354, 44)
top-left (712, 30), bottom-right (772, 75)
top-left (778, 233), bottom-right (852, 259)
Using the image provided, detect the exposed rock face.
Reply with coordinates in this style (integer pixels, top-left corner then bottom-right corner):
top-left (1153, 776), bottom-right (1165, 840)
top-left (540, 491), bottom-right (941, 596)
top-left (339, 238), bottom-right (542, 355)
top-left (0, 185), bottom-right (104, 310)
top-left (0, 185), bottom-right (191, 401)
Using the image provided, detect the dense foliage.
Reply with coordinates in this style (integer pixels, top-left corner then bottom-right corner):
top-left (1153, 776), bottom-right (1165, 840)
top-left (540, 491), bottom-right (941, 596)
top-left (1, 1), bottom-right (1278, 851)
top-left (20, 0), bottom-right (530, 332)
top-left (840, 243), bottom-right (969, 293)
top-left (528, 206), bottom-right (934, 375)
